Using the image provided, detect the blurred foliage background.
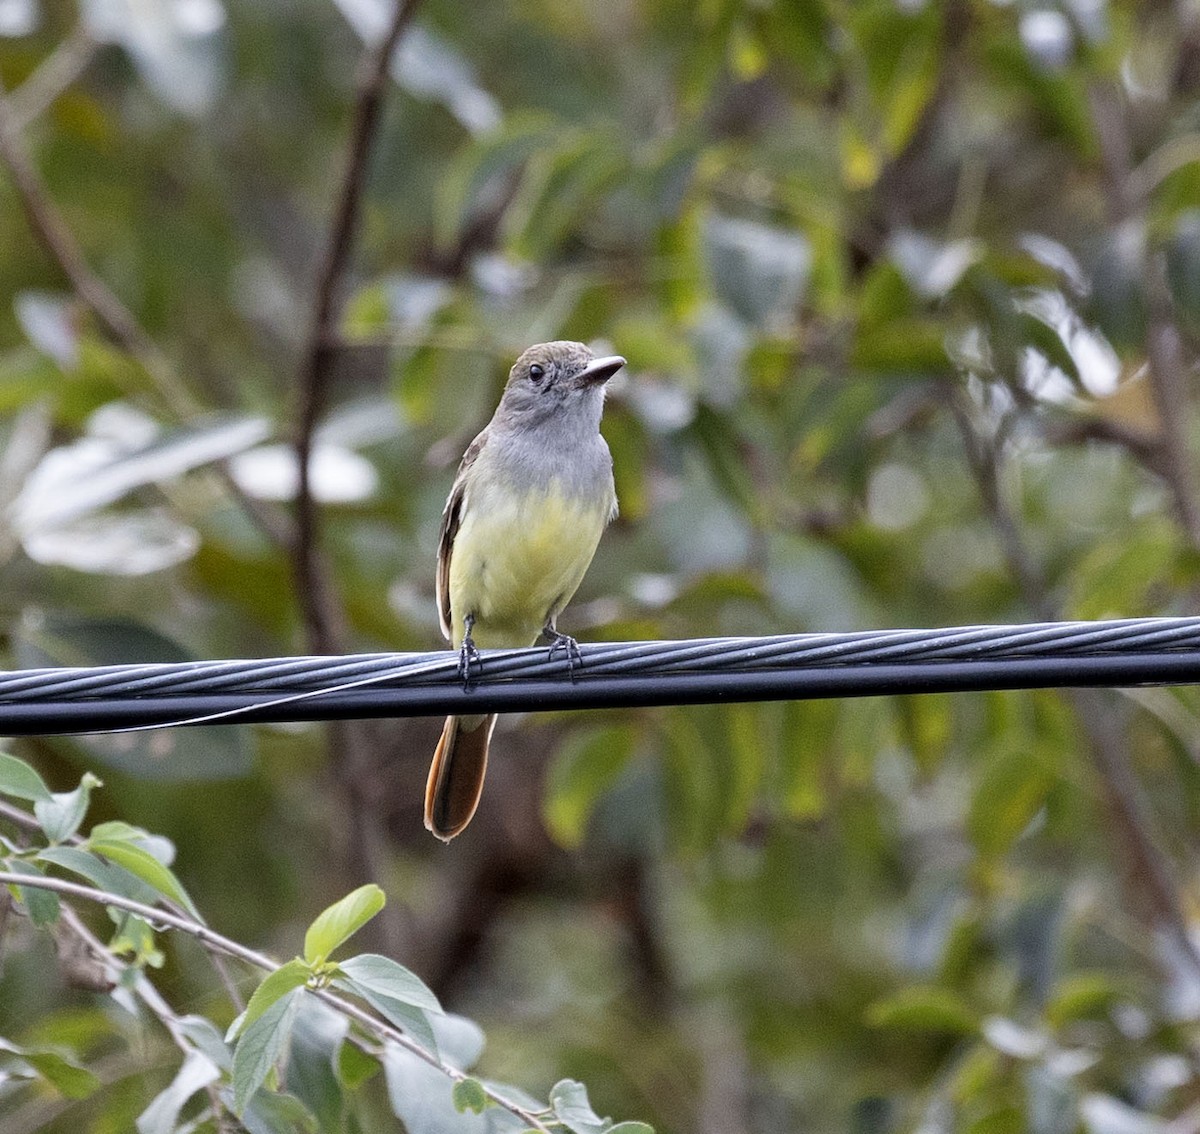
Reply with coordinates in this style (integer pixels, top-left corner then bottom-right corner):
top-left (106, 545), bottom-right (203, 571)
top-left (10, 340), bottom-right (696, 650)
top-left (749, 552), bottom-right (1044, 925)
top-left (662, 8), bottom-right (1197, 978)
top-left (2, 0), bottom-right (1200, 1130)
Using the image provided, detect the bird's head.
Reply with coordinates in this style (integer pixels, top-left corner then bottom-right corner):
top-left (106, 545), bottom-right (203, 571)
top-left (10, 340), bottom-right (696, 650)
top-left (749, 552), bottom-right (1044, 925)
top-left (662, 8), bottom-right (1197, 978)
top-left (496, 341), bottom-right (625, 428)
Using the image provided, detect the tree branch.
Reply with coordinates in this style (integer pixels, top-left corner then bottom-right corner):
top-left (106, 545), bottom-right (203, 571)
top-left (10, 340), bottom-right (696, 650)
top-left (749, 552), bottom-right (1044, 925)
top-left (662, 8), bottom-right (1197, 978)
top-left (0, 869), bottom-right (553, 1132)
top-left (292, 0), bottom-right (423, 651)
top-left (949, 399), bottom-right (1200, 980)
top-left (1088, 82), bottom-right (1200, 552)
top-left (289, 0), bottom-right (425, 954)
top-left (0, 797), bottom-right (245, 1011)
top-left (7, 23), bottom-right (98, 133)
top-left (0, 82), bottom-right (194, 416)
top-left (1040, 415), bottom-right (1170, 480)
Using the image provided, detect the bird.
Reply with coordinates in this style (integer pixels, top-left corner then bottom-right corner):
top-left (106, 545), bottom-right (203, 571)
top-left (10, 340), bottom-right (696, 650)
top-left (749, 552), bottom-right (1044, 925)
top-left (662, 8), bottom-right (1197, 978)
top-left (425, 341), bottom-right (626, 841)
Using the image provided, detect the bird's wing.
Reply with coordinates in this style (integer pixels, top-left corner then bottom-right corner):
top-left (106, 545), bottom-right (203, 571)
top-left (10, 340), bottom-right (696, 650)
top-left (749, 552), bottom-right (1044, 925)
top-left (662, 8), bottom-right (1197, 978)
top-left (435, 427), bottom-right (489, 642)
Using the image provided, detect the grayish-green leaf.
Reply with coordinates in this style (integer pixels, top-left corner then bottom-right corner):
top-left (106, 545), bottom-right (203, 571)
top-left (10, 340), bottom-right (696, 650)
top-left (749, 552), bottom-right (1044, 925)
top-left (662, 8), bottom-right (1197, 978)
top-left (338, 953), bottom-right (441, 1014)
top-left (232, 986), bottom-right (303, 1115)
top-left (136, 1049), bottom-right (221, 1134)
top-left (6, 859), bottom-right (60, 926)
top-left (34, 772), bottom-right (101, 843)
top-left (0, 751), bottom-right (51, 802)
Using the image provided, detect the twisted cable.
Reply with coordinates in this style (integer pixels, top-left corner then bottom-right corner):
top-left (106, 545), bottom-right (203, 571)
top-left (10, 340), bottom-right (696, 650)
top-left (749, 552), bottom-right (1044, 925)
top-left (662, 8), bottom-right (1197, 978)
top-left (1, 616), bottom-right (1200, 734)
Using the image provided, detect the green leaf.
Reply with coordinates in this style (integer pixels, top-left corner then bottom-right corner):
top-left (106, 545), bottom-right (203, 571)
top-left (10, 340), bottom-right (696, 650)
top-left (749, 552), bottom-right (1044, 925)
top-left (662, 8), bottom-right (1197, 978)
top-left (550, 1079), bottom-right (610, 1134)
top-left (1166, 209), bottom-right (1200, 332)
top-left (286, 996), bottom-right (348, 1133)
top-left (228, 959), bottom-right (313, 1041)
top-left (6, 860), bottom-right (60, 927)
top-left (0, 751), bottom-right (52, 802)
top-left (240, 1086), bottom-right (320, 1134)
top-left (542, 725), bottom-right (635, 848)
top-left (0, 1038), bottom-right (100, 1099)
top-left (337, 953), bottom-right (441, 1014)
top-left (778, 700), bottom-right (836, 820)
top-left (865, 987), bottom-right (980, 1035)
top-left (178, 1015), bottom-right (233, 1072)
top-left (85, 836), bottom-right (200, 918)
top-left (608, 1125), bottom-right (655, 1133)
top-left (34, 772), bottom-right (102, 843)
top-left (37, 844), bottom-right (159, 904)
top-left (702, 212), bottom-right (811, 327)
top-left (1046, 972), bottom-right (1125, 1028)
top-left (337, 1041), bottom-right (380, 1090)
top-left (331, 977), bottom-right (439, 1057)
top-left (452, 1077), bottom-right (488, 1114)
top-left (108, 911), bottom-right (166, 969)
top-left (851, 319), bottom-right (952, 374)
top-left (968, 748), bottom-right (1056, 858)
top-left (303, 884), bottom-right (386, 965)
top-left (1016, 312), bottom-right (1080, 385)
top-left (233, 986), bottom-right (303, 1115)
top-left (136, 1049), bottom-right (221, 1134)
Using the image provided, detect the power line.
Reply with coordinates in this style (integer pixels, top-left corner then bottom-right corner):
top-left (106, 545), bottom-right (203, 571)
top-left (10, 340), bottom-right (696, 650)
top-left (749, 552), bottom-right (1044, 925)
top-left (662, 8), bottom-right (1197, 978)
top-left (3, 616), bottom-right (1200, 734)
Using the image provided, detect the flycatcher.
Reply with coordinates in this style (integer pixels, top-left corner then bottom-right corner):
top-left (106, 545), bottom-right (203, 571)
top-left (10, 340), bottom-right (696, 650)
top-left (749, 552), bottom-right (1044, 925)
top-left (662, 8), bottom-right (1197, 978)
top-left (425, 341), bottom-right (626, 841)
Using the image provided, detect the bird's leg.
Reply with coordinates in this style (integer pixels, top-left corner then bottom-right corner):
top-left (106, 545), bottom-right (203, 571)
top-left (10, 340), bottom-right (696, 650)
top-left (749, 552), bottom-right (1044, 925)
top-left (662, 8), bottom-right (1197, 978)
top-left (542, 618), bottom-right (582, 681)
top-left (458, 613), bottom-right (482, 691)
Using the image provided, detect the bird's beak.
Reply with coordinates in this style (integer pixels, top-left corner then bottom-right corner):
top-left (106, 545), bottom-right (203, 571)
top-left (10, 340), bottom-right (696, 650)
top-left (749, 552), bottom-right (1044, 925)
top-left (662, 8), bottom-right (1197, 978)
top-left (577, 355), bottom-right (626, 386)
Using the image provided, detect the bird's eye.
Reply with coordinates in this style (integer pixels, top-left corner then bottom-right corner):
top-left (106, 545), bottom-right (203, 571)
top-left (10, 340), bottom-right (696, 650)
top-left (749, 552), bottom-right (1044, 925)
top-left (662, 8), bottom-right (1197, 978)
top-left (529, 364), bottom-right (545, 382)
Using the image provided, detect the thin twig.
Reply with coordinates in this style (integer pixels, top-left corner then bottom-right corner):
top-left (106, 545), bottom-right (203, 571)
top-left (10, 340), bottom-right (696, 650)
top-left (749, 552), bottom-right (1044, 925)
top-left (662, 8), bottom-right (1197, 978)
top-left (0, 82), bottom-right (195, 416)
top-left (7, 23), bottom-right (98, 133)
top-left (1088, 82), bottom-right (1200, 552)
top-left (290, 0), bottom-right (425, 956)
top-left (0, 797), bottom-right (245, 1010)
top-left (293, 0), bottom-right (424, 650)
top-left (1041, 415), bottom-right (1170, 480)
top-left (949, 401), bottom-right (1200, 981)
top-left (0, 870), bottom-right (553, 1130)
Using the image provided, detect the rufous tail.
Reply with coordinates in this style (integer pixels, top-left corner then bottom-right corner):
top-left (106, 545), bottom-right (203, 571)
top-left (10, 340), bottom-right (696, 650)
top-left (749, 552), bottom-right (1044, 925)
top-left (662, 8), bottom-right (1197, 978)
top-left (424, 713), bottom-right (497, 841)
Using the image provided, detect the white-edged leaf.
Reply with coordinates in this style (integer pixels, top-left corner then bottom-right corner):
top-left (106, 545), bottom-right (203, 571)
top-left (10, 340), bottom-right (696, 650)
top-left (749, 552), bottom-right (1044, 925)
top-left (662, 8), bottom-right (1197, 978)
top-left (550, 1079), bottom-right (609, 1134)
top-left (178, 1015), bottom-right (233, 1072)
top-left (338, 953), bottom-right (441, 1014)
top-left (37, 844), bottom-right (159, 904)
top-left (0, 1037), bottom-right (100, 1098)
top-left (34, 772), bottom-right (101, 843)
top-left (11, 413), bottom-right (269, 534)
top-left (136, 1049), bottom-right (220, 1134)
top-left (80, 0), bottom-right (227, 115)
top-left (702, 213), bottom-right (811, 327)
top-left (23, 507), bottom-right (200, 575)
top-left (14, 291), bottom-right (78, 366)
top-left (383, 1038), bottom-right (526, 1134)
top-left (331, 977), bottom-right (439, 1057)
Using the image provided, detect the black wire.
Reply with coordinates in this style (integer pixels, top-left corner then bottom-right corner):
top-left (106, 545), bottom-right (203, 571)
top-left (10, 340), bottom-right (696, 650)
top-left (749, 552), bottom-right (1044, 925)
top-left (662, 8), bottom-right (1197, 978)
top-left (3, 616), bottom-right (1200, 735)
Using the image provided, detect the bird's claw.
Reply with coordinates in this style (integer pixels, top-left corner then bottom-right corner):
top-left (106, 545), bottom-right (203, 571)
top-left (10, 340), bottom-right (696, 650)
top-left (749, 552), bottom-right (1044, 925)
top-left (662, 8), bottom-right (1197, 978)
top-left (545, 629), bottom-right (583, 683)
top-left (458, 635), bottom-right (482, 691)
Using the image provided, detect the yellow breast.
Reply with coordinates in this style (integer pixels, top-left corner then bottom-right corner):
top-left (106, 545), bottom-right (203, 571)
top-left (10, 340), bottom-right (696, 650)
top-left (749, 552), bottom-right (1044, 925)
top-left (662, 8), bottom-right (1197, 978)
top-left (448, 479), bottom-right (611, 648)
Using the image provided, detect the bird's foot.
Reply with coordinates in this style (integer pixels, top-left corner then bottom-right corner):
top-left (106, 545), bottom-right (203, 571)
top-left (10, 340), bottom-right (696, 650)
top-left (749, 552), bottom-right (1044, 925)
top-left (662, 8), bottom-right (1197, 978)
top-left (458, 633), bottom-right (482, 691)
top-left (544, 627), bottom-right (583, 682)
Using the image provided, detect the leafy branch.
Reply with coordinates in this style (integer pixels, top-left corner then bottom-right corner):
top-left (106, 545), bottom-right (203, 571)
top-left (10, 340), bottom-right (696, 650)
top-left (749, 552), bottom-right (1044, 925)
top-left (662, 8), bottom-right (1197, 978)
top-left (0, 751), bottom-right (650, 1134)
